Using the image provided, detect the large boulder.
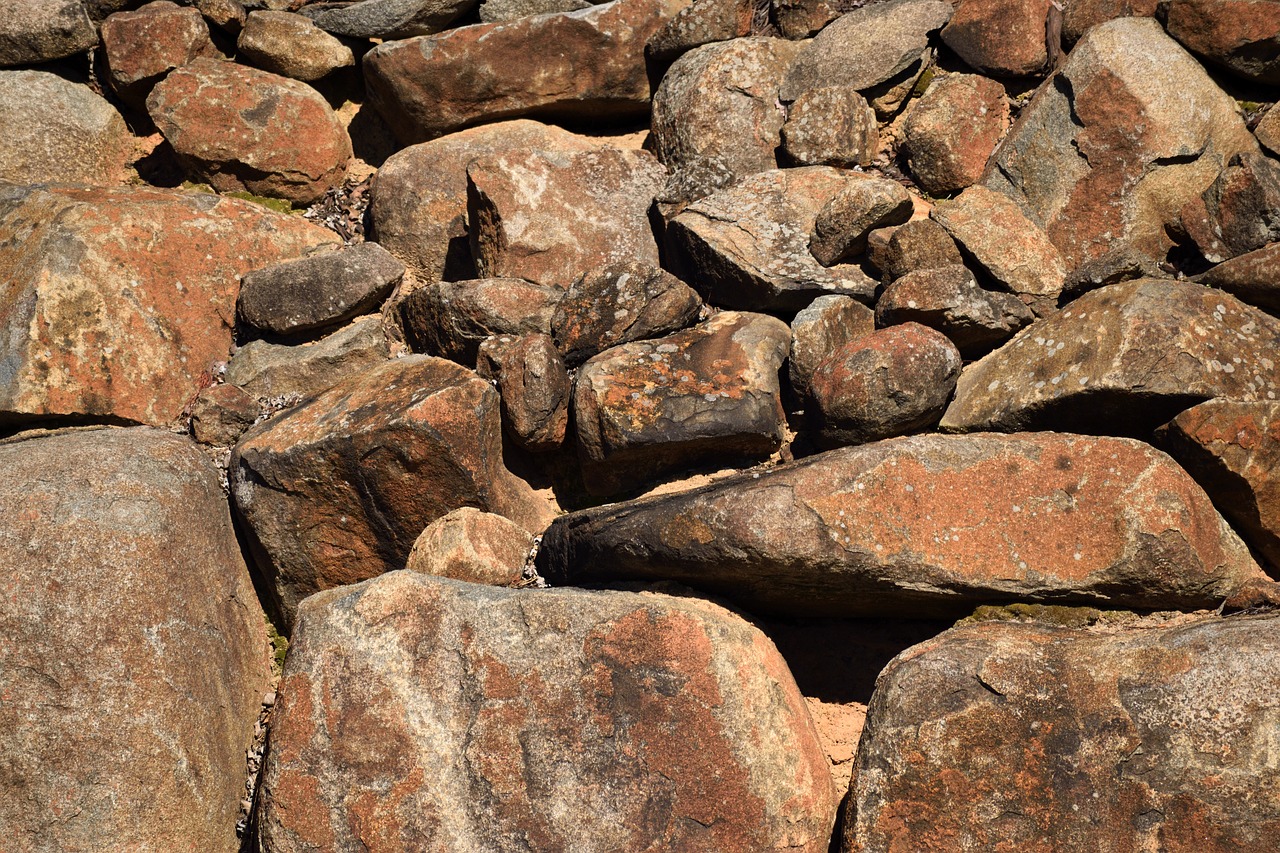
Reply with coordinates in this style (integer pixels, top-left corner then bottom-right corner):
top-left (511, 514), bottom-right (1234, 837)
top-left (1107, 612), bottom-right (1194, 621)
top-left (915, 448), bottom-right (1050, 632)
top-left (941, 0), bottom-right (1054, 77)
top-left (0, 0), bottom-right (98, 66)
top-left (902, 73), bottom-right (1009, 196)
top-left (259, 572), bottom-right (837, 852)
top-left (0, 427), bottom-right (270, 852)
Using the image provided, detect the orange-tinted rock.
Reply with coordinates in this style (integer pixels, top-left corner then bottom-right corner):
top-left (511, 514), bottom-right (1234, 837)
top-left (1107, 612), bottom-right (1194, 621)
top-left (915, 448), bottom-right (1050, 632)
top-left (876, 265), bottom-right (1034, 357)
top-left (1061, 0), bottom-right (1158, 44)
top-left (842, 614), bottom-right (1280, 852)
top-left (903, 73), bottom-right (1009, 196)
top-left (0, 0), bottom-right (98, 66)
top-left (259, 572), bottom-right (836, 852)
top-left (772, 0), bottom-right (840, 38)
top-left (476, 333), bottom-right (570, 452)
top-left (405, 507), bottom-right (532, 585)
top-left (230, 356), bottom-right (553, 632)
top-left (101, 0), bottom-right (215, 108)
top-left (538, 432), bottom-right (1265, 617)
top-left (781, 87), bottom-right (879, 169)
top-left (1181, 151), bottom-right (1280, 264)
top-left (1165, 0), bottom-right (1280, 85)
top-left (941, 0), bottom-right (1053, 77)
top-left (789, 295), bottom-right (876, 401)
top-left (398, 278), bottom-right (563, 364)
top-left (0, 427), bottom-right (270, 852)
top-left (1199, 241), bottom-right (1280, 312)
top-left (0, 184), bottom-right (338, 428)
top-left (147, 57), bottom-right (351, 205)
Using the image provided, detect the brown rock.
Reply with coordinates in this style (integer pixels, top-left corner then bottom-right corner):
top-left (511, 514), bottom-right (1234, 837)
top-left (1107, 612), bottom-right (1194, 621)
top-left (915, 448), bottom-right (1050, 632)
top-left (237, 10), bottom-right (354, 81)
top-left (646, 0), bottom-right (754, 62)
top-left (1258, 106), bottom-right (1280, 156)
top-left (0, 427), bottom-right (270, 852)
top-left (941, 0), bottom-right (1053, 77)
top-left (0, 0), bottom-right (98, 66)
top-left (301, 0), bottom-right (478, 39)
top-left (101, 0), bottom-right (215, 108)
top-left (877, 217), bottom-right (964, 279)
top-left (193, 0), bottom-right (248, 35)
top-left (397, 278), bottom-right (563, 364)
top-left (538, 431), bottom-right (1265, 617)
top-left (1181, 151), bottom-right (1280, 264)
top-left (226, 317), bottom-right (391, 402)
top-left (788, 294), bottom-right (876, 402)
top-left (772, 0), bottom-right (840, 38)
top-left (476, 333), bottom-right (571, 452)
top-left (1061, 0), bottom-right (1158, 44)
top-left (1199, 241), bottom-right (1280, 313)
top-left (231, 355), bottom-right (552, 632)
top-left (147, 57), bottom-right (352, 205)
top-left (1059, 246), bottom-right (1166, 302)
top-left (0, 184), bottom-right (338, 428)
top-left (781, 87), bottom-right (879, 169)
top-left (810, 177), bottom-right (914, 266)
top-left (876, 265), bottom-right (1035, 357)
top-left (259, 572), bottom-right (836, 852)
top-left (1165, 0), bottom-right (1280, 85)
top-left (404, 507), bottom-right (532, 584)
top-left (902, 73), bottom-right (1009, 196)
top-left (190, 382), bottom-right (260, 444)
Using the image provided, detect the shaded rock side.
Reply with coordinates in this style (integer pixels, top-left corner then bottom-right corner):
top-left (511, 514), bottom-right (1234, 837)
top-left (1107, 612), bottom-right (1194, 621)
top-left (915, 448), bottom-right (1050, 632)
top-left (1199, 241), bottom-right (1280, 313)
top-left (0, 0), bottom-right (98, 66)
top-left (100, 0), bottom-right (216, 108)
top-left (225, 317), bottom-right (391, 402)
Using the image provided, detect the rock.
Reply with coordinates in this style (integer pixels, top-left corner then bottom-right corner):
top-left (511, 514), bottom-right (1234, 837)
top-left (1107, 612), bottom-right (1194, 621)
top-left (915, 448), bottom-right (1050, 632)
top-left (1181, 151), bottom-right (1280, 264)
top-left (666, 167), bottom-right (879, 312)
top-left (300, 0), bottom-right (478, 38)
top-left (101, 0), bottom-right (215, 109)
top-left (781, 87), bottom-right (879, 169)
top-left (480, 0), bottom-right (591, 21)
top-left (370, 121), bottom-right (596, 283)
top-left (0, 184), bottom-right (337, 428)
top-left (877, 217), bottom-right (964, 279)
top-left (231, 355), bottom-right (552, 632)
top-left (404, 507), bottom-right (532, 584)
top-left (645, 0), bottom-right (754, 62)
top-left (1061, 0), bottom-right (1158, 44)
top-left (147, 57), bottom-right (352, 205)
top-left (467, 147), bottom-right (666, 286)
top-left (226, 317), bottom-right (390, 402)
top-left (940, 279), bottom-right (1280, 435)
top-left (0, 70), bottom-right (133, 187)
top-left (550, 261), bottom-right (703, 366)
top-left (1200, 241), bottom-right (1280, 313)
top-left (237, 243), bottom-right (404, 339)
top-left (364, 0), bottom-right (687, 144)
top-left (190, 383), bottom-right (261, 444)
top-left (865, 47), bottom-right (934, 120)
top-left (650, 37), bottom-right (800, 182)
top-left (398, 278), bottom-right (563, 364)
top-left (941, 0), bottom-right (1054, 77)
top-left (983, 17), bottom-right (1259, 269)
top-left (1164, 0), bottom-right (1280, 85)
top-left (876, 265), bottom-right (1035, 357)
top-left (538, 431), bottom-right (1265, 617)
top-left (808, 322), bottom-right (962, 446)
top-left (0, 427), bottom-right (270, 851)
top-left (932, 185), bottom-right (1067, 306)
top-left (476, 333), bottom-right (571, 452)
top-left (1258, 106), bottom-right (1280, 157)
top-left (574, 311), bottom-right (790, 494)
top-left (902, 73), bottom-right (1009, 196)
top-left (772, 0), bottom-right (839, 38)
top-left (842, 614), bottom-right (1280, 851)
top-left (788, 295), bottom-right (875, 402)
top-left (652, 155), bottom-right (739, 218)
top-left (810, 177), bottom-right (914, 266)
top-left (779, 0), bottom-right (951, 102)
top-left (1157, 400), bottom-right (1280, 574)
top-left (237, 11), bottom-right (354, 81)
top-left (1059, 246), bottom-right (1165, 302)
top-left (0, 0), bottom-right (98, 66)
top-left (192, 0), bottom-right (248, 34)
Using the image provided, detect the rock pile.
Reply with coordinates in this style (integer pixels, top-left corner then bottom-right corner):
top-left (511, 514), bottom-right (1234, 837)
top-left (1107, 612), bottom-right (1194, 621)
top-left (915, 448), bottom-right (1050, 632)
top-left (1, 0), bottom-right (1278, 850)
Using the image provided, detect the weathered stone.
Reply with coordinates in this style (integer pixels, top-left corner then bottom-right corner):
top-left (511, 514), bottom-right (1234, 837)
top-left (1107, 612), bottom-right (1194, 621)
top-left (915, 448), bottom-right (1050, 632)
top-left (810, 177), bottom-right (914, 266)
top-left (467, 147), bottom-right (666, 286)
top-left (191, 0), bottom-right (248, 34)
top-left (147, 57), bottom-right (352, 205)
top-left (1181, 151), bottom-right (1280, 264)
top-left (1165, 0), bottom-right (1280, 85)
top-left (226, 317), bottom-right (390, 402)
top-left (574, 311), bottom-right (790, 494)
top-left (0, 0), bottom-right (98, 66)
top-left (984, 17), bottom-right (1259, 269)
top-left (1061, 0), bottom-right (1158, 43)
top-left (300, 0), bottom-right (478, 38)
top-left (941, 0), bottom-right (1053, 77)
top-left (779, 0), bottom-right (951, 102)
top-left (842, 614), bottom-right (1280, 852)
top-left (0, 428), bottom-right (270, 851)
top-left (231, 355), bottom-right (552, 632)
top-left (0, 184), bottom-right (337, 428)
top-left (877, 265), bottom-right (1034, 357)
top-left (101, 0), bottom-right (215, 108)
top-left (404, 507), bottom-right (532, 584)
top-left (190, 382), bottom-right (260, 444)
top-left (809, 322), bottom-right (962, 446)
top-left (667, 167), bottom-right (879, 312)
top-left (941, 279), bottom-right (1280, 435)
top-left (781, 87), bottom-right (879, 169)
top-left (0, 70), bottom-right (133, 187)
top-left (789, 295), bottom-right (875, 402)
top-left (1200, 241), bottom-right (1280, 313)
top-left (1059, 246), bottom-right (1165, 302)
top-left (398, 278), bottom-right (562, 364)
top-left (260, 572), bottom-right (836, 852)
top-left (653, 155), bottom-right (740, 219)
top-left (237, 11), bottom-right (354, 80)
top-left (538, 431), bottom-right (1265, 617)
top-left (877, 217), bottom-right (964, 279)
top-left (480, 0), bottom-right (591, 22)
top-left (646, 0), bottom-right (754, 61)
top-left (1258, 106), bottom-right (1280, 157)
top-left (772, 0), bottom-right (839, 38)
top-left (865, 47), bottom-right (933, 120)
top-left (238, 243), bottom-right (404, 339)
top-left (902, 73), bottom-right (1009, 196)
top-left (551, 261), bottom-right (703, 366)
top-left (477, 333), bottom-right (571, 452)
top-left (365, 0), bottom-right (687, 144)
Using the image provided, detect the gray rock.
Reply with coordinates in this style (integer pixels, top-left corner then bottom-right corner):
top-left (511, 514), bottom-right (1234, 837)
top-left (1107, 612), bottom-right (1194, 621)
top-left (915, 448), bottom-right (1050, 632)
top-left (226, 317), bottom-right (391, 401)
top-left (875, 265), bottom-right (1034, 357)
top-left (237, 11), bottom-right (355, 81)
top-left (0, 0), bottom-right (98, 66)
top-left (300, 0), bottom-right (478, 38)
top-left (810, 176), bottom-right (914, 266)
top-left (397, 278), bottom-right (563, 364)
top-left (645, 0), bottom-right (754, 61)
top-left (781, 86), bottom-right (879, 169)
top-left (479, 0), bottom-right (591, 20)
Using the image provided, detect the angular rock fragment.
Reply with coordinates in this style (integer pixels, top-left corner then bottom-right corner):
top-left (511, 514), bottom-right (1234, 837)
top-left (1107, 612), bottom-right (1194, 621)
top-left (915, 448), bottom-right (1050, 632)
top-left (876, 265), bottom-right (1034, 357)
top-left (941, 0), bottom-right (1054, 77)
top-left (405, 507), bottom-right (533, 585)
top-left (1061, 0), bottom-right (1158, 43)
top-left (902, 73), bottom-right (1008, 196)
top-left (781, 87), bottom-right (879, 169)
top-left (772, 0), bottom-right (839, 38)
top-left (237, 10), bottom-right (355, 81)
top-left (876, 217), bottom-right (964, 279)
top-left (101, 0), bottom-right (215, 108)
top-left (788, 295), bottom-right (875, 402)
top-left (301, 0), bottom-right (478, 38)
top-left (646, 0), bottom-right (754, 61)
top-left (1164, 0), bottom-right (1280, 85)
top-left (192, 0), bottom-right (247, 34)
top-left (0, 0), bottom-right (98, 66)
top-left (1181, 151), bottom-right (1280, 264)
top-left (477, 333), bottom-right (571, 452)
top-left (1257, 106), bottom-right (1280, 157)
top-left (190, 383), bottom-right (261, 445)
top-left (226, 317), bottom-right (390, 402)
top-left (1199, 241), bottom-right (1280, 313)
top-left (397, 278), bottom-right (563, 364)
top-left (810, 177), bottom-right (914, 266)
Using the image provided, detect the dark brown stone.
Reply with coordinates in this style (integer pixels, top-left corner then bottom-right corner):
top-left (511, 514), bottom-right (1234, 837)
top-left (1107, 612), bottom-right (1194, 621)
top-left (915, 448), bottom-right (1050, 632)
top-left (788, 294), bottom-right (876, 402)
top-left (1199, 241), bottom-right (1280, 313)
top-left (810, 177), bottom-right (914, 266)
top-left (875, 265), bottom-right (1034, 357)
top-left (476, 333), bottom-right (570, 453)
top-left (1181, 151), bottom-right (1280, 264)
top-left (397, 278), bottom-right (563, 365)
top-left (190, 382), bottom-right (260, 445)
top-left (645, 0), bottom-right (754, 62)
top-left (101, 0), bottom-right (215, 108)
top-left (225, 317), bottom-right (391, 402)
top-left (1165, 0), bottom-right (1280, 85)
top-left (877, 217), bottom-right (964, 280)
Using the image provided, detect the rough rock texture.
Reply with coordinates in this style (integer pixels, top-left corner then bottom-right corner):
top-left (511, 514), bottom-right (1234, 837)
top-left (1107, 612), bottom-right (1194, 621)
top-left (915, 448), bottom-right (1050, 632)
top-left (842, 614), bottom-right (1280, 852)
top-left (574, 310), bottom-right (791, 494)
top-left (772, 0), bottom-right (839, 38)
top-left (467, 147), bottom-right (666, 285)
top-left (301, 0), bottom-right (478, 39)
top-left (810, 177), bottom-right (914, 266)
top-left (398, 278), bottom-right (563, 364)
top-left (781, 87), bottom-right (879, 169)
top-left (1199, 241), bottom-right (1280, 312)
top-left (480, 0), bottom-right (592, 22)
top-left (902, 73), bottom-right (1009, 196)
top-left (1257, 107), bottom-right (1280, 157)
top-left (984, 17), bottom-right (1260, 269)
top-left (667, 167), bottom-right (879, 312)
top-left (190, 383), bottom-right (261, 445)
top-left (1164, 0), bottom-right (1280, 84)
top-left (941, 279), bottom-right (1280, 435)
top-left (0, 0), bottom-right (98, 66)
top-left (230, 355), bottom-right (552, 631)
top-left (789, 295), bottom-right (876, 402)
top-left (259, 572), bottom-right (837, 852)
top-left (0, 70), bottom-right (133, 187)
top-left (645, 0), bottom-right (754, 61)
top-left (193, 0), bottom-right (248, 34)
top-left (147, 57), bottom-right (352, 205)
top-left (1060, 0), bottom-right (1159, 43)
top-left (1182, 151), bottom-right (1280, 264)
top-left (101, 0), bottom-right (215, 108)
top-left (237, 10), bottom-right (355, 80)
top-left (364, 0), bottom-right (688, 144)
top-left (225, 317), bottom-right (390, 401)
top-left (476, 333), bottom-right (571, 452)
top-left (0, 184), bottom-right (338, 428)
top-left (0, 428), bottom-right (270, 852)
top-left (876, 265), bottom-right (1035, 357)
top-left (404, 507), bottom-right (532, 584)
top-left (538, 431), bottom-right (1265, 617)
top-left (877, 217), bottom-right (964, 279)
top-left (941, 0), bottom-right (1053, 77)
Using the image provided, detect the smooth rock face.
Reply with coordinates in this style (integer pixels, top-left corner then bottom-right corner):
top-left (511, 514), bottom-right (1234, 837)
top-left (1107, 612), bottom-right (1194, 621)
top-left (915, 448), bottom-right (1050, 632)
top-left (788, 295), bottom-right (876, 401)
top-left (0, 428), bottom-right (270, 852)
top-left (147, 57), bottom-right (352, 205)
top-left (810, 177), bottom-right (914, 266)
top-left (225, 317), bottom-right (391, 401)
top-left (476, 333), bottom-right (571, 452)
top-left (941, 279), bottom-right (1280, 435)
top-left (574, 310), bottom-right (791, 494)
top-left (1200, 241), bottom-right (1280, 312)
top-left (404, 507), bottom-right (532, 585)
top-left (231, 356), bottom-right (552, 632)
top-left (781, 87), bottom-right (879, 169)
top-left (902, 73), bottom-right (1008, 195)
top-left (237, 11), bottom-right (355, 80)
top-left (259, 572), bottom-right (836, 852)
top-left (645, 0), bottom-right (754, 61)
top-left (538, 432), bottom-right (1264, 617)
top-left (101, 0), bottom-right (215, 108)
top-left (941, 0), bottom-right (1053, 77)
top-left (876, 265), bottom-right (1035, 357)
top-left (302, 0), bottom-right (478, 39)
top-left (398, 278), bottom-right (563, 364)
top-left (843, 614), bottom-right (1280, 852)
top-left (467, 147), bottom-right (666, 286)
top-left (0, 0), bottom-right (98, 66)
top-left (0, 184), bottom-right (338, 428)
top-left (984, 17), bottom-right (1259, 269)
top-left (1164, 0), bottom-right (1280, 84)
top-left (364, 0), bottom-right (688, 144)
